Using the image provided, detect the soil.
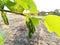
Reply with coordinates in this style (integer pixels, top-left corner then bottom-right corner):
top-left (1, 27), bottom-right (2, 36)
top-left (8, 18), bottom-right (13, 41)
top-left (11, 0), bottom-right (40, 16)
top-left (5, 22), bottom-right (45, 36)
top-left (0, 13), bottom-right (60, 45)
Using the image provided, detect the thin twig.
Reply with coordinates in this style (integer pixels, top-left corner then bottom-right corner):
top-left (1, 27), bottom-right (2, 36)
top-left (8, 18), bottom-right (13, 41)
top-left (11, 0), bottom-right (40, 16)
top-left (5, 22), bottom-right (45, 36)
top-left (0, 9), bottom-right (55, 15)
top-left (0, 9), bottom-right (25, 15)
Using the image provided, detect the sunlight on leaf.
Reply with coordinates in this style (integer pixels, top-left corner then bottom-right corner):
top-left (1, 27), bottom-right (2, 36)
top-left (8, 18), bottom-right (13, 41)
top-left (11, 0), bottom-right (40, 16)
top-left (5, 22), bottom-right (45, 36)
top-left (23, 0), bottom-right (38, 16)
top-left (44, 15), bottom-right (60, 37)
top-left (14, 0), bottom-right (28, 10)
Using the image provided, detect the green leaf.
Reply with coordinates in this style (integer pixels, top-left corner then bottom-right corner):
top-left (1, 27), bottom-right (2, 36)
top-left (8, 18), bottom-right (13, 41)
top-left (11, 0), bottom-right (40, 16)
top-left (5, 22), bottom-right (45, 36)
top-left (0, 1), bottom-right (9, 25)
top-left (14, 0), bottom-right (28, 10)
top-left (26, 18), bottom-right (35, 38)
top-left (14, 0), bottom-right (38, 14)
top-left (31, 17), bottom-right (40, 26)
top-left (44, 15), bottom-right (60, 37)
top-left (1, 11), bottom-right (9, 25)
top-left (0, 29), bottom-right (6, 45)
top-left (5, 0), bottom-right (24, 12)
top-left (0, 0), bottom-right (9, 8)
top-left (0, 0), bottom-right (9, 5)
top-left (23, 0), bottom-right (38, 15)
top-left (0, 1), bottom-right (4, 8)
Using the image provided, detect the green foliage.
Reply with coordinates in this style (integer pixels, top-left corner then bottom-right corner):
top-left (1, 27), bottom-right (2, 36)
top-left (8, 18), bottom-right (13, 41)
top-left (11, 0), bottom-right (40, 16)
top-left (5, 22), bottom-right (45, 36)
top-left (31, 17), bottom-right (40, 26)
top-left (0, 0), bottom-right (8, 5)
top-left (26, 15), bottom-right (40, 38)
top-left (0, 0), bottom-right (60, 41)
top-left (1, 11), bottom-right (9, 25)
top-left (25, 0), bottom-right (38, 15)
top-left (0, 29), bottom-right (6, 45)
top-left (5, 1), bottom-right (16, 11)
top-left (0, 0), bottom-right (38, 39)
top-left (14, 0), bottom-right (28, 10)
top-left (0, 0), bottom-right (9, 25)
top-left (26, 18), bottom-right (36, 38)
top-left (44, 15), bottom-right (60, 37)
top-left (15, 0), bottom-right (38, 38)
top-left (0, 0), bottom-right (9, 8)
top-left (5, 0), bottom-right (24, 12)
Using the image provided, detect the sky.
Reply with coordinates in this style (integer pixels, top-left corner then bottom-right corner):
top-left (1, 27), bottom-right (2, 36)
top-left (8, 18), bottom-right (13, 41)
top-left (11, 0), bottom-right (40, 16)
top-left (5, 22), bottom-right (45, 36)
top-left (5, 0), bottom-right (60, 12)
top-left (34, 0), bottom-right (60, 12)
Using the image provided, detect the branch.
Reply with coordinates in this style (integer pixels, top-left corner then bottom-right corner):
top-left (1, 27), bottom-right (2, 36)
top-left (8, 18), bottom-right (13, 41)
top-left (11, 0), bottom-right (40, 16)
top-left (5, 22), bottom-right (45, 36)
top-left (0, 9), bottom-right (25, 16)
top-left (0, 9), bottom-right (55, 16)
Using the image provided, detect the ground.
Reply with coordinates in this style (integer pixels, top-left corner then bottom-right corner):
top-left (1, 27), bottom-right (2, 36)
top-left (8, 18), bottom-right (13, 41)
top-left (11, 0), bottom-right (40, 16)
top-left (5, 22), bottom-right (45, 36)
top-left (0, 13), bottom-right (60, 45)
